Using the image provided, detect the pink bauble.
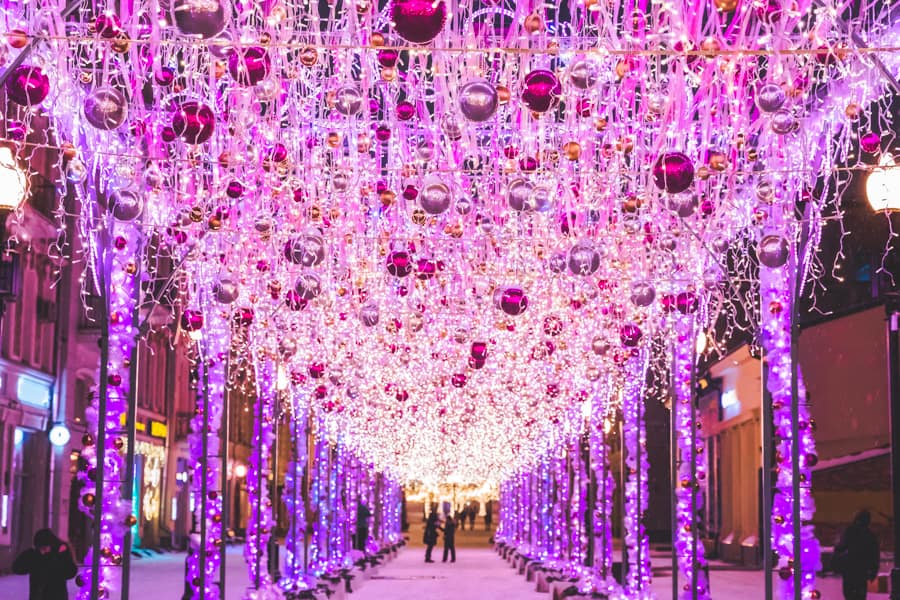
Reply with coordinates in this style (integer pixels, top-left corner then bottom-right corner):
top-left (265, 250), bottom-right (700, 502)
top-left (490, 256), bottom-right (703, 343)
top-left (521, 70), bottom-right (561, 113)
top-left (652, 152), bottom-right (694, 194)
top-left (391, 0), bottom-right (446, 44)
top-left (500, 287), bottom-right (528, 316)
top-left (172, 101), bottom-right (215, 144)
top-left (5, 65), bottom-right (49, 106)
top-left (386, 251), bottom-right (413, 277)
top-left (228, 46), bottom-right (270, 86)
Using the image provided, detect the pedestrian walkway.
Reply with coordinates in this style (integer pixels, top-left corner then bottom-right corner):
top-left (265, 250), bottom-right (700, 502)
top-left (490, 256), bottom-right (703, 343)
top-left (352, 545), bottom-right (544, 600)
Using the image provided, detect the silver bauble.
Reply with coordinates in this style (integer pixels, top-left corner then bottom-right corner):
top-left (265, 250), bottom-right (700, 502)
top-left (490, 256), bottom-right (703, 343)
top-left (278, 339), bottom-right (298, 358)
top-left (530, 184), bottom-right (552, 212)
top-left (254, 215), bottom-right (274, 234)
top-left (83, 87), bottom-right (128, 130)
top-left (758, 234), bottom-right (790, 268)
top-left (548, 251), bottom-right (567, 273)
top-left (756, 82), bottom-right (786, 113)
top-left (507, 178), bottom-right (535, 211)
top-left (66, 160), bottom-right (88, 184)
top-left (630, 281), bottom-right (656, 307)
top-left (710, 235), bottom-right (729, 254)
top-left (458, 79), bottom-right (499, 122)
top-left (755, 179), bottom-right (776, 204)
top-left (171, 0), bottom-right (227, 39)
top-left (591, 336), bottom-right (610, 355)
top-left (359, 303), bottom-right (380, 327)
top-left (109, 189), bottom-right (144, 221)
top-left (440, 113), bottom-right (464, 140)
top-left (569, 59), bottom-right (600, 90)
top-left (332, 169), bottom-right (351, 192)
top-left (286, 230), bottom-right (325, 267)
top-left (770, 109), bottom-right (797, 135)
top-left (212, 277), bottom-right (239, 304)
top-left (702, 266), bottom-right (723, 289)
top-left (568, 241), bottom-right (601, 276)
top-left (294, 272), bottom-right (322, 300)
top-left (455, 197), bottom-right (473, 215)
top-left (665, 194), bottom-right (698, 218)
top-left (334, 86), bottom-right (363, 116)
top-left (419, 180), bottom-right (451, 215)
top-left (416, 141), bottom-right (436, 161)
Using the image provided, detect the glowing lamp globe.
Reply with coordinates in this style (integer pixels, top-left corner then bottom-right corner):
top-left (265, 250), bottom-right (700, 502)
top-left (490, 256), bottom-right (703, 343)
top-left (866, 153), bottom-right (900, 212)
top-left (0, 146), bottom-right (28, 212)
top-left (49, 423), bottom-right (71, 447)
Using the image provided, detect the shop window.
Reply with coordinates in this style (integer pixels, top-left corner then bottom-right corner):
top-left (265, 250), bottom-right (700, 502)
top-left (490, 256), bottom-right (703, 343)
top-left (0, 424), bottom-right (14, 546)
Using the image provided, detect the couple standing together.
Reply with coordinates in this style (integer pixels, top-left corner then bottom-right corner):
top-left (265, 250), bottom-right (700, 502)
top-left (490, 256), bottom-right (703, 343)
top-left (423, 510), bottom-right (456, 563)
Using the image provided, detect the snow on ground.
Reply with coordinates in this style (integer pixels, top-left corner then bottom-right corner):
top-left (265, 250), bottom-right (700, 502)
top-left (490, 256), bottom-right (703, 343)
top-left (0, 537), bottom-right (890, 599)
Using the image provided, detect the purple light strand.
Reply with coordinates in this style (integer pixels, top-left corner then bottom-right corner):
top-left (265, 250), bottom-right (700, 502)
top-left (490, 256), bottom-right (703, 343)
top-left (672, 317), bottom-right (710, 600)
top-left (761, 256), bottom-right (820, 599)
top-left (622, 352), bottom-right (653, 597)
top-left (76, 219), bottom-right (138, 600)
top-left (244, 358), bottom-right (277, 589)
top-left (186, 321), bottom-right (227, 599)
top-left (589, 384), bottom-right (619, 596)
top-left (282, 391), bottom-right (309, 590)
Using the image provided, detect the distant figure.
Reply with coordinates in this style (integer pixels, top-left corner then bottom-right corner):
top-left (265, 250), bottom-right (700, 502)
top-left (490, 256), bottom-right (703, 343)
top-left (13, 528), bottom-right (78, 600)
top-left (834, 510), bottom-right (880, 600)
top-left (440, 515), bottom-right (457, 563)
top-left (355, 501), bottom-right (372, 551)
top-left (423, 510), bottom-right (439, 563)
top-left (468, 503), bottom-right (476, 530)
top-left (485, 500), bottom-right (493, 531)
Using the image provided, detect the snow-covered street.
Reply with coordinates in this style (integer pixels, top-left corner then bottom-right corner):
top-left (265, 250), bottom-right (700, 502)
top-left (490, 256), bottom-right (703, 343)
top-left (0, 537), bottom-right (890, 599)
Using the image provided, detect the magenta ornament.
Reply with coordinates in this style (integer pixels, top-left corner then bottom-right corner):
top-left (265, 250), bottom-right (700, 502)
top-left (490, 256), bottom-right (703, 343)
top-left (391, 0), bottom-right (447, 44)
top-left (619, 323), bottom-right (642, 347)
top-left (675, 291), bottom-right (699, 314)
top-left (860, 132), bottom-right (881, 153)
top-left (396, 101), bottom-right (416, 121)
top-left (470, 341), bottom-right (488, 360)
top-left (171, 0), bottom-right (228, 39)
top-left (386, 251), bottom-right (413, 277)
top-left (500, 287), bottom-right (528, 316)
top-left (521, 70), bottom-right (561, 113)
top-left (172, 101), bottom-right (215, 144)
top-left (652, 152), bottom-right (695, 194)
top-left (5, 65), bottom-right (50, 106)
top-left (228, 46), bottom-right (270, 86)
top-left (181, 309), bottom-right (204, 331)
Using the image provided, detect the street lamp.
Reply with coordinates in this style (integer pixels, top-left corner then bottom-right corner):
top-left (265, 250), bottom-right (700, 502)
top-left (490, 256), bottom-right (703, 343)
top-left (867, 153), bottom-right (900, 212)
top-left (0, 142), bottom-right (27, 315)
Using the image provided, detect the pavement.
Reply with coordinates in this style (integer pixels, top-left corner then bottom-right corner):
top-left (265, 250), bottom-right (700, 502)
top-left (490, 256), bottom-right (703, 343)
top-left (0, 535), bottom-right (890, 599)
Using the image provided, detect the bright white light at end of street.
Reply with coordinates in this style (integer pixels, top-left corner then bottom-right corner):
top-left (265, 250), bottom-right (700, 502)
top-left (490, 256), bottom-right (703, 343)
top-left (0, 145), bottom-right (27, 212)
top-left (867, 153), bottom-right (900, 212)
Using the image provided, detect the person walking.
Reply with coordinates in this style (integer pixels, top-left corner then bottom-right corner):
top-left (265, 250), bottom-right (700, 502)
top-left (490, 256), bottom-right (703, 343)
top-left (468, 502), bottom-right (477, 530)
top-left (485, 500), bottom-right (493, 531)
top-left (355, 501), bottom-right (372, 551)
top-left (440, 515), bottom-right (457, 563)
top-left (12, 528), bottom-right (78, 600)
top-left (834, 509), bottom-right (880, 600)
top-left (423, 510), bottom-right (439, 563)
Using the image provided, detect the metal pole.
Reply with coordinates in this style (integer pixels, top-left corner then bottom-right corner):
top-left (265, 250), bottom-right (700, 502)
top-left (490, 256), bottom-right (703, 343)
top-left (269, 386), bottom-right (282, 581)
top-left (219, 364), bottom-right (230, 594)
top-left (120, 334), bottom-right (141, 600)
top-left (690, 320), bottom-right (699, 599)
top-left (90, 226), bottom-right (112, 600)
top-left (670, 359), bottom-right (679, 600)
top-left (790, 252), bottom-right (802, 600)
top-left (762, 359), bottom-right (774, 600)
top-left (254, 369), bottom-right (264, 589)
top-left (887, 300), bottom-right (900, 600)
top-left (199, 347), bottom-right (211, 598)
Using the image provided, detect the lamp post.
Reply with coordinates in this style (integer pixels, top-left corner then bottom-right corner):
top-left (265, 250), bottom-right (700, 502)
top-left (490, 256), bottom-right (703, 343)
top-left (866, 154), bottom-right (900, 598)
top-left (0, 142), bottom-right (27, 316)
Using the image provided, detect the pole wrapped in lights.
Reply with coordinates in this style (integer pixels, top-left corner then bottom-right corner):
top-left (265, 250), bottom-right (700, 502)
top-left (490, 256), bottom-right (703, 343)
top-left (186, 315), bottom-right (228, 599)
top-left (282, 389), bottom-right (309, 591)
top-left (672, 316), bottom-right (710, 600)
top-left (75, 217), bottom-right (140, 600)
top-left (244, 357), bottom-right (278, 594)
top-left (589, 381), bottom-right (619, 596)
top-left (622, 351), bottom-right (653, 598)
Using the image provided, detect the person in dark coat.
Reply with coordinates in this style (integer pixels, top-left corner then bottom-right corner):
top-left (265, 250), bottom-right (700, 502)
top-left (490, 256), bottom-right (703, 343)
top-left (484, 500), bottom-right (493, 531)
top-left (468, 502), bottom-right (477, 530)
top-left (13, 528), bottom-right (78, 600)
top-left (834, 510), bottom-right (880, 600)
top-left (439, 515), bottom-right (457, 563)
top-left (355, 501), bottom-right (372, 551)
top-left (423, 510), bottom-right (439, 563)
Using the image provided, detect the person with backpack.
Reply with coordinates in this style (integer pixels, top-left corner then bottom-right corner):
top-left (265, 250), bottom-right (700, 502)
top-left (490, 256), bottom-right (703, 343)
top-left (833, 509), bottom-right (880, 600)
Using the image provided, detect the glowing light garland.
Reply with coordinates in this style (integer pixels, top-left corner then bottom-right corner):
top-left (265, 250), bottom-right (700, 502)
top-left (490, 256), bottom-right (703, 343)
top-left (672, 317), bottom-right (710, 600)
top-left (245, 358), bottom-right (278, 593)
top-left (75, 218), bottom-right (139, 600)
top-left (588, 382), bottom-right (619, 597)
top-left (186, 320), bottom-right (228, 600)
top-left (622, 352), bottom-right (653, 599)
top-left (282, 390), bottom-right (309, 591)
